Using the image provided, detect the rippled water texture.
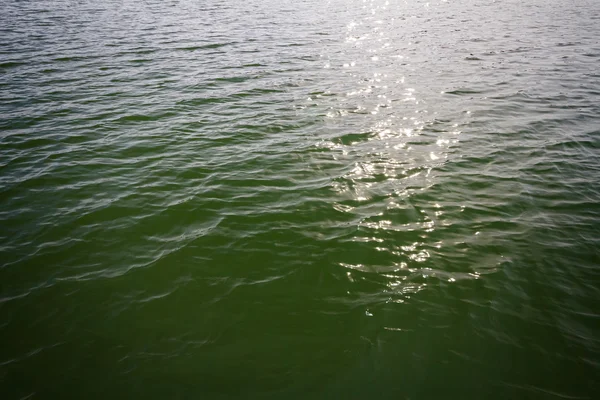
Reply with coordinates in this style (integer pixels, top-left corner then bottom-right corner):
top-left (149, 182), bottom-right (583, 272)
top-left (2, 0), bottom-right (600, 398)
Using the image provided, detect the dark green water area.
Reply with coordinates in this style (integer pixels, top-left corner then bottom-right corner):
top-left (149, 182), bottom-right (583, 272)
top-left (1, 0), bottom-right (599, 398)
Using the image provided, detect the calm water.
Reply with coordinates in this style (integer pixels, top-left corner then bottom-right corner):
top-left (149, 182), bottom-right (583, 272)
top-left (1, 0), bottom-right (600, 398)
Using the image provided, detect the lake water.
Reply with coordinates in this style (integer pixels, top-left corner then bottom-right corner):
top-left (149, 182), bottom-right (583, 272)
top-left (1, 0), bottom-right (599, 398)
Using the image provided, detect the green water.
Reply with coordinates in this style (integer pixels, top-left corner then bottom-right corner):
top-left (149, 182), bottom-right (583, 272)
top-left (1, 0), bottom-right (600, 398)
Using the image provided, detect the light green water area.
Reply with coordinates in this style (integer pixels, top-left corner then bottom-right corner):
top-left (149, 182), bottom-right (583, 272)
top-left (1, 0), bottom-right (599, 398)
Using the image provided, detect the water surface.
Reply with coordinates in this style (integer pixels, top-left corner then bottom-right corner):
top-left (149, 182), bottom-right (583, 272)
top-left (1, 0), bottom-right (600, 398)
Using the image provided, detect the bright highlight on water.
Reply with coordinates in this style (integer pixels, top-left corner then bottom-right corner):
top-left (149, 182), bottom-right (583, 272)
top-left (1, 0), bottom-right (599, 398)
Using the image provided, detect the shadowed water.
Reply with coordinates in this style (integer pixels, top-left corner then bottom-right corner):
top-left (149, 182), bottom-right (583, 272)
top-left (1, 0), bottom-right (600, 398)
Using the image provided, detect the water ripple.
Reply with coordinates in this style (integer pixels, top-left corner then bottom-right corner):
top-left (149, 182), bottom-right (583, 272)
top-left (1, 0), bottom-right (600, 398)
